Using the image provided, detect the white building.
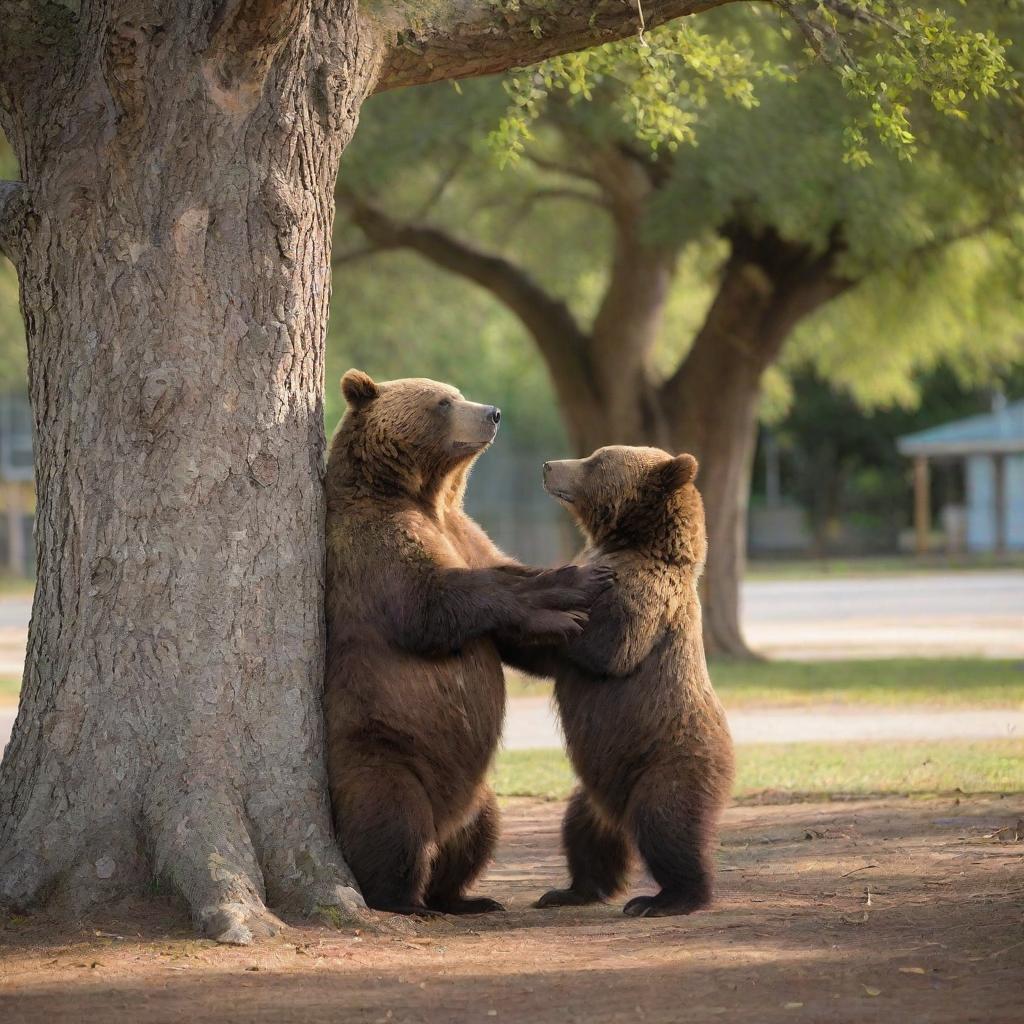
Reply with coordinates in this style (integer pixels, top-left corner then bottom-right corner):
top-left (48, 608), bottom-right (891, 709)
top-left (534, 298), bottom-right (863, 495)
top-left (898, 398), bottom-right (1024, 554)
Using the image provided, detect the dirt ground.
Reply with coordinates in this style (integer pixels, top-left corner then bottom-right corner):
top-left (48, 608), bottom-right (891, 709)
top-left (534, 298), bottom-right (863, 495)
top-left (2, 795), bottom-right (1022, 1024)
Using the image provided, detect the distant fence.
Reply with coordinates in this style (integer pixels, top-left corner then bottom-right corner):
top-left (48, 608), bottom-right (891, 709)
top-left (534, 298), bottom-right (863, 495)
top-left (0, 392), bottom-right (34, 575)
top-left (465, 445), bottom-right (578, 567)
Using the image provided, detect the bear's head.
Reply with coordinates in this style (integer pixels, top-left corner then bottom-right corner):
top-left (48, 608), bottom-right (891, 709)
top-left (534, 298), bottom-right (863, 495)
top-left (543, 446), bottom-right (705, 567)
top-left (336, 369), bottom-right (501, 501)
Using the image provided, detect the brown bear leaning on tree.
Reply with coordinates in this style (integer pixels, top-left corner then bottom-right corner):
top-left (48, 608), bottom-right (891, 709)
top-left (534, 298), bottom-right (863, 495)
top-left (503, 446), bottom-right (734, 917)
top-left (324, 370), bottom-right (612, 916)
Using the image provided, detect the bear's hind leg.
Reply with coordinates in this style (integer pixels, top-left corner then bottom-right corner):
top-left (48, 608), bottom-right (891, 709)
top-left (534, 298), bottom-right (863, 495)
top-left (425, 787), bottom-right (505, 915)
top-left (334, 765), bottom-right (439, 916)
top-left (536, 788), bottom-right (631, 909)
top-left (624, 785), bottom-right (715, 918)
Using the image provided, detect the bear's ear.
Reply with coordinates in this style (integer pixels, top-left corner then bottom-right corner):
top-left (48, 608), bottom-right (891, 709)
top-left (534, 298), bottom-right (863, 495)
top-left (341, 369), bottom-right (379, 410)
top-left (655, 453), bottom-right (699, 492)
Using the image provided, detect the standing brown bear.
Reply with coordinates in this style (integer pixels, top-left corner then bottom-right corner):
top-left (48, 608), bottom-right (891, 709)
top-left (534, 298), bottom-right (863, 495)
top-left (324, 370), bottom-right (610, 916)
top-left (509, 446), bottom-right (734, 917)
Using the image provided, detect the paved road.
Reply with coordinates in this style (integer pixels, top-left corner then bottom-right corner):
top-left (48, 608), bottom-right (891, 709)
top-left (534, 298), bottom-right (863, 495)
top-left (744, 572), bottom-right (1024, 658)
top-left (0, 596), bottom-right (30, 628)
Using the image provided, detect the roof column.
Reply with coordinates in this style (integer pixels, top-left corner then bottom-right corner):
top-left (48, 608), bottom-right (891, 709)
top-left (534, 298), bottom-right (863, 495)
top-left (993, 452), bottom-right (1007, 555)
top-left (913, 454), bottom-right (931, 556)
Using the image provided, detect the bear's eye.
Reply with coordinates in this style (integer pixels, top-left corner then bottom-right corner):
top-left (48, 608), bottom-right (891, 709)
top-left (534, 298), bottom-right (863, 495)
top-left (437, 398), bottom-right (452, 410)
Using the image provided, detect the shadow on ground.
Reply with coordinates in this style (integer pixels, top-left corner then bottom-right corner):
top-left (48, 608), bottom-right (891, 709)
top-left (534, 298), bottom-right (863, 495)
top-left (2, 796), bottom-right (1022, 1024)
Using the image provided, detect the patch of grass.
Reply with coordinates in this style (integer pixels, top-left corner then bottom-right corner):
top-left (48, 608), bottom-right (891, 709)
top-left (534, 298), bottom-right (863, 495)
top-left (493, 747), bottom-right (577, 800)
top-left (745, 554), bottom-right (1024, 581)
top-left (493, 740), bottom-right (1024, 802)
top-left (712, 658), bottom-right (1024, 709)
top-left (0, 676), bottom-right (21, 706)
top-left (733, 740), bottom-right (1024, 799)
top-left (507, 659), bottom-right (1024, 708)
top-left (316, 905), bottom-right (348, 930)
top-left (0, 574), bottom-right (34, 597)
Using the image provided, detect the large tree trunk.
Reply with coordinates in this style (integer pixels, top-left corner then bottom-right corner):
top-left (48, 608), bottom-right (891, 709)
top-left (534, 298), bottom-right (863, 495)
top-left (0, 2), bottom-right (380, 944)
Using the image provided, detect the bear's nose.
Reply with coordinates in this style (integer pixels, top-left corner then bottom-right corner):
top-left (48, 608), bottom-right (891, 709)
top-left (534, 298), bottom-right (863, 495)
top-left (543, 462), bottom-right (551, 475)
top-left (488, 406), bottom-right (501, 425)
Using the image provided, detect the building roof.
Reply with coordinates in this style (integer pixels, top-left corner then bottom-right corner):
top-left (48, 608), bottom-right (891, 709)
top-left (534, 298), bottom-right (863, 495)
top-left (897, 399), bottom-right (1024, 457)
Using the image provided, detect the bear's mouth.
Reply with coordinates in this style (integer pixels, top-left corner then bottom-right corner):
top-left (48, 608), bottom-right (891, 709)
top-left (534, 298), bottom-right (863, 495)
top-left (547, 488), bottom-right (575, 504)
top-left (452, 439), bottom-right (491, 452)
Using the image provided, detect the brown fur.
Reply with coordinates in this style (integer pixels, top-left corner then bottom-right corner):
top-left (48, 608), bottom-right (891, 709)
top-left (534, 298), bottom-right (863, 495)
top-left (509, 446), bottom-right (735, 917)
top-left (324, 371), bottom-right (610, 916)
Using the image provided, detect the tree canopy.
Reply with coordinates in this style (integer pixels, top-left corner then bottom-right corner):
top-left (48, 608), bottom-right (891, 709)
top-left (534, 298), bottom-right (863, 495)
top-left (337, 0), bottom-right (1024, 425)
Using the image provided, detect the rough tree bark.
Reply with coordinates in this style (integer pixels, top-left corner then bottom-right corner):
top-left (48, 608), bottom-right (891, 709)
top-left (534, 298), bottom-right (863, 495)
top-left (0, 0), bottom-right (741, 943)
top-left (345, 151), bottom-right (852, 658)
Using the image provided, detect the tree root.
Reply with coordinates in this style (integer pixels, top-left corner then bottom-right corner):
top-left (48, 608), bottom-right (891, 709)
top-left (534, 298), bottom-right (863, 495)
top-left (150, 786), bottom-right (285, 945)
top-left (248, 785), bottom-right (366, 924)
top-left (3, 769), bottom-right (370, 944)
top-left (148, 782), bottom-right (374, 944)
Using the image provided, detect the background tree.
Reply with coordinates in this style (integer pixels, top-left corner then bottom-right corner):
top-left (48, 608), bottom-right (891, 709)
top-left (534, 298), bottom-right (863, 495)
top-left (0, 1), bottom-right (1017, 942)
top-left (338, 3), bottom-right (1023, 656)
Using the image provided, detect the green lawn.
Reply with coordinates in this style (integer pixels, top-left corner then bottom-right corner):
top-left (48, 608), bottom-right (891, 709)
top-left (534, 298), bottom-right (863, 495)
top-left (0, 677), bottom-right (19, 705)
top-left (507, 658), bottom-right (1024, 708)
top-left (493, 740), bottom-right (1024, 802)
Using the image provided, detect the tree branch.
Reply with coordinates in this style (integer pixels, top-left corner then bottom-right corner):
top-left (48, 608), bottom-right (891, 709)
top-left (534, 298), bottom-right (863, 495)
top-left (661, 224), bottom-right (853, 407)
top-left (0, 180), bottom-right (26, 263)
top-left (369, 0), bottom-right (742, 93)
top-left (522, 152), bottom-right (603, 185)
top-left (497, 187), bottom-right (609, 236)
top-left (340, 193), bottom-right (594, 400)
top-left (586, 142), bottom-right (660, 220)
top-left (525, 186), bottom-right (609, 209)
